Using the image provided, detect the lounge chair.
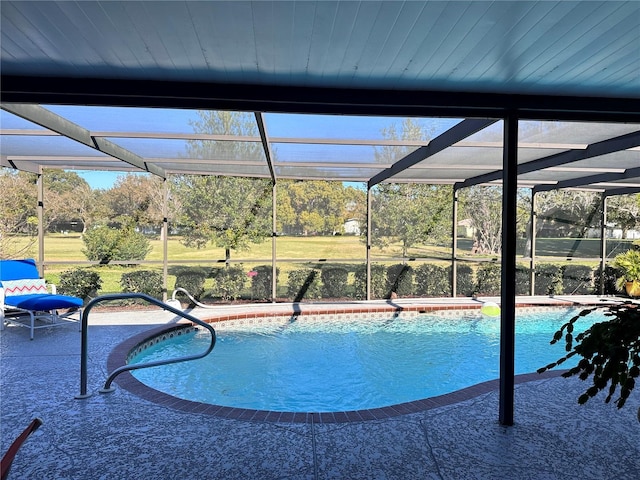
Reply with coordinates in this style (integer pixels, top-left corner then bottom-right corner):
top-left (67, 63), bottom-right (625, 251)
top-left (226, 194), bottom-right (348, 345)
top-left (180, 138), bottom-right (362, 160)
top-left (0, 259), bottom-right (82, 340)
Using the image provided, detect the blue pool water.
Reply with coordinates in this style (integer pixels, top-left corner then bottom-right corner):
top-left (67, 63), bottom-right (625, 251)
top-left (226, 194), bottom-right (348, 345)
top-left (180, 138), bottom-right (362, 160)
top-left (130, 308), bottom-right (603, 412)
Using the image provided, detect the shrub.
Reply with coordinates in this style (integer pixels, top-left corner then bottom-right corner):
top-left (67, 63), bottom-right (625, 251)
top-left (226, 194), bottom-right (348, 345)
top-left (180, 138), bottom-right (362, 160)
top-left (287, 269), bottom-right (321, 301)
top-left (174, 267), bottom-right (208, 302)
top-left (353, 264), bottom-right (387, 299)
top-left (211, 266), bottom-right (246, 301)
top-left (82, 224), bottom-right (151, 263)
top-left (58, 268), bottom-right (102, 301)
top-left (415, 264), bottom-right (451, 297)
top-left (249, 265), bottom-right (279, 300)
top-left (456, 264), bottom-right (475, 296)
top-left (535, 263), bottom-right (563, 295)
top-left (562, 265), bottom-right (594, 294)
top-left (386, 263), bottom-right (414, 297)
top-left (321, 266), bottom-right (349, 298)
top-left (120, 270), bottom-right (163, 298)
top-left (594, 265), bottom-right (619, 295)
top-left (515, 265), bottom-right (531, 295)
top-left (475, 262), bottom-right (501, 296)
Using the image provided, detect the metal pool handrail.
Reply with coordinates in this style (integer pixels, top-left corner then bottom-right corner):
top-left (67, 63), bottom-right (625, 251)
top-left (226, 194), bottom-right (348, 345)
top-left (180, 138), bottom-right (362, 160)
top-left (75, 293), bottom-right (216, 399)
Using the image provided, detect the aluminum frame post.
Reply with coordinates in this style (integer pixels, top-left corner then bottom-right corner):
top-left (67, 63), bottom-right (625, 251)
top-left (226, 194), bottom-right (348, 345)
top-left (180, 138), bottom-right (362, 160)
top-left (499, 114), bottom-right (518, 426)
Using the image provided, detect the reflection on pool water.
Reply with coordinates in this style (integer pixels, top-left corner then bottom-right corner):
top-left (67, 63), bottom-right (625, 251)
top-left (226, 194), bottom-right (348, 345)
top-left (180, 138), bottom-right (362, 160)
top-left (130, 308), bottom-right (603, 412)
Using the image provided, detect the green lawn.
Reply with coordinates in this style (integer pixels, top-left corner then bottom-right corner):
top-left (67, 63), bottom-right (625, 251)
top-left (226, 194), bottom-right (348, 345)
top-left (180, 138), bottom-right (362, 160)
top-left (14, 234), bottom-right (373, 294)
top-left (9, 233), bottom-right (635, 296)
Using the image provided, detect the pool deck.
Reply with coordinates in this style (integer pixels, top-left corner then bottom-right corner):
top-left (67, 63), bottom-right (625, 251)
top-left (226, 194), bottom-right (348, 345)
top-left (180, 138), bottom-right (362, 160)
top-left (2, 296), bottom-right (639, 479)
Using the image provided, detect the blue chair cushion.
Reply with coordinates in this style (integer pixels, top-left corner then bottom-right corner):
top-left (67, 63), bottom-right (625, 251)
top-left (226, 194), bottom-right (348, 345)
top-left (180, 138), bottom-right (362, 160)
top-left (4, 294), bottom-right (82, 311)
top-left (0, 259), bottom-right (40, 281)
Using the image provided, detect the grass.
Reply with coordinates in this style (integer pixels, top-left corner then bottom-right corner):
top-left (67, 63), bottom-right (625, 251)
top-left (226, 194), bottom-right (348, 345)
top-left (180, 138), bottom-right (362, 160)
top-left (8, 233), bottom-right (635, 297)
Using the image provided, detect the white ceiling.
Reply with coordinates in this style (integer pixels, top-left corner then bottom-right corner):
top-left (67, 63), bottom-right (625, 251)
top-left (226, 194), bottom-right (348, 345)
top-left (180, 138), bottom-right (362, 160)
top-left (1, 1), bottom-right (639, 192)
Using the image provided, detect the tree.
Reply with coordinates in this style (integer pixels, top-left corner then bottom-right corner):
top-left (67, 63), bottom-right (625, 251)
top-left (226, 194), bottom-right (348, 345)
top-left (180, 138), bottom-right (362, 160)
top-left (173, 110), bottom-right (272, 264)
top-left (277, 180), bottom-right (358, 235)
top-left (104, 174), bottom-right (167, 237)
top-left (173, 175), bottom-right (272, 263)
top-left (460, 186), bottom-right (504, 254)
top-left (370, 118), bottom-right (452, 256)
top-left (43, 170), bottom-right (95, 233)
top-left (0, 170), bottom-right (38, 258)
top-left (518, 189), bottom-right (602, 258)
top-left (373, 183), bottom-right (452, 256)
top-left (607, 194), bottom-right (640, 238)
top-left (535, 190), bottom-right (601, 238)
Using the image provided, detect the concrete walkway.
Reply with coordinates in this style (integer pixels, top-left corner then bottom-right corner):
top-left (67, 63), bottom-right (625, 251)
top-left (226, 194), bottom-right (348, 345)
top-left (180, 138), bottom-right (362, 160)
top-left (1, 298), bottom-right (639, 479)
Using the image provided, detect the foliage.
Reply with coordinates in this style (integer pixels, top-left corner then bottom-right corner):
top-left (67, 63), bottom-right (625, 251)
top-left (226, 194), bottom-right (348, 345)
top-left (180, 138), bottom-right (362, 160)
top-left (277, 180), bottom-right (363, 235)
top-left (607, 194), bottom-right (640, 237)
top-left (174, 268), bottom-right (208, 302)
top-left (369, 119), bottom-right (451, 256)
top-left (515, 265), bottom-right (530, 295)
top-left (250, 265), bottom-right (279, 300)
top-left (534, 263), bottom-right (563, 295)
top-left (611, 247), bottom-right (640, 293)
top-left (82, 223), bottom-right (151, 262)
top-left (353, 264), bottom-right (387, 299)
top-left (120, 270), bottom-right (163, 298)
top-left (594, 265), bottom-right (619, 295)
top-left (58, 268), bottom-right (102, 301)
top-left (210, 266), bottom-right (246, 301)
top-left (415, 264), bottom-right (451, 297)
top-left (173, 110), bottom-right (272, 262)
top-left (538, 303), bottom-right (640, 417)
top-left (0, 170), bottom-right (38, 257)
top-left (104, 174), bottom-right (167, 234)
top-left (475, 262), bottom-right (501, 296)
top-left (456, 264), bottom-right (475, 297)
top-left (460, 186), bottom-right (503, 254)
top-left (535, 190), bottom-right (601, 238)
top-left (43, 170), bottom-right (95, 233)
top-left (386, 263), bottom-right (414, 297)
top-left (172, 175), bottom-right (272, 261)
top-left (562, 265), bottom-right (594, 294)
top-left (287, 269), bottom-right (322, 301)
top-left (372, 183), bottom-right (452, 257)
top-left (321, 266), bottom-right (350, 298)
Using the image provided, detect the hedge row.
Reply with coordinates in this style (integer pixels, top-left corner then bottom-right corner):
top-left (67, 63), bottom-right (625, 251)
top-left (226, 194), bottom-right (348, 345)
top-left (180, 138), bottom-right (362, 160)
top-left (56, 262), bottom-right (623, 304)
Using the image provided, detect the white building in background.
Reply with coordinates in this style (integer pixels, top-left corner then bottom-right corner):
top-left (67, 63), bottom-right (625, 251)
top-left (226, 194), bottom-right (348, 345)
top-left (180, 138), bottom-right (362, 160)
top-left (457, 219), bottom-right (476, 239)
top-left (343, 219), bottom-right (361, 235)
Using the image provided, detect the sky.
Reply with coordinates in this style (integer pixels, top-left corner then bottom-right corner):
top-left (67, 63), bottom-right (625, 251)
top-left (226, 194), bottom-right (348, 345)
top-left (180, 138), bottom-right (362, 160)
top-left (77, 171), bottom-right (126, 190)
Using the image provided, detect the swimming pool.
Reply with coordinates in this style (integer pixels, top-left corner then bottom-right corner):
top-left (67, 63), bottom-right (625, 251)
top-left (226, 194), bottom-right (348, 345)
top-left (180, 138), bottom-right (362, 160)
top-left (129, 307), bottom-right (602, 413)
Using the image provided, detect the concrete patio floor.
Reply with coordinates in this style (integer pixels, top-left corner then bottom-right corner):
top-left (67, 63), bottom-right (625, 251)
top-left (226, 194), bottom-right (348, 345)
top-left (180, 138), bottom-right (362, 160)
top-left (1, 297), bottom-right (639, 479)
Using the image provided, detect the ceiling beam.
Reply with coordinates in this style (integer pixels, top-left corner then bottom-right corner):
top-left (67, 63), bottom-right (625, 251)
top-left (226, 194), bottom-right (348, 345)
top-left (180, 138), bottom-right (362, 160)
top-left (604, 186), bottom-right (640, 197)
top-left (0, 103), bottom-right (165, 178)
top-left (3, 75), bottom-right (640, 123)
top-left (456, 130), bottom-right (640, 190)
top-left (1, 155), bottom-right (40, 174)
top-left (254, 112), bottom-right (276, 184)
top-left (533, 166), bottom-right (640, 194)
top-left (368, 118), bottom-right (498, 189)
